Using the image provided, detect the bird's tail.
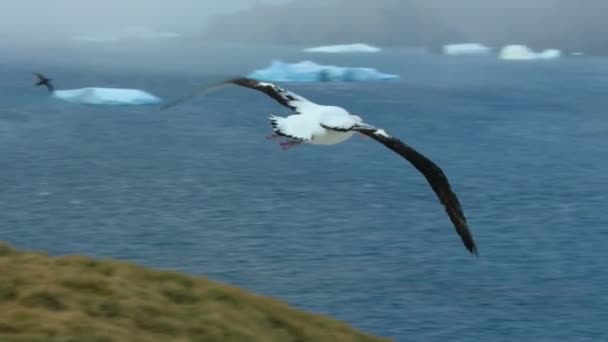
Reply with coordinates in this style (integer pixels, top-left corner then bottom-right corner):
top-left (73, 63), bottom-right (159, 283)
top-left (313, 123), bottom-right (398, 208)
top-left (269, 115), bottom-right (284, 132)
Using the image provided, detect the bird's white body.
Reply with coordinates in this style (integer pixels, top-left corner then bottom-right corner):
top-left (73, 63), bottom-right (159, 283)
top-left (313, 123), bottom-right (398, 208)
top-left (270, 104), bottom-right (362, 145)
top-left (311, 129), bottom-right (355, 145)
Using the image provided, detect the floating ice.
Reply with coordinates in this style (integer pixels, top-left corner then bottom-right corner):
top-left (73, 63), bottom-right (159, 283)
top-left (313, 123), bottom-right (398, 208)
top-left (247, 60), bottom-right (399, 82)
top-left (71, 36), bottom-right (120, 43)
top-left (499, 45), bottom-right (562, 60)
top-left (442, 43), bottom-right (491, 56)
top-left (71, 26), bottom-right (181, 43)
top-left (538, 49), bottom-right (562, 59)
top-left (303, 43), bottom-right (381, 53)
top-left (500, 45), bottom-right (536, 60)
top-left (52, 88), bottom-right (162, 105)
top-left (121, 26), bottom-right (181, 39)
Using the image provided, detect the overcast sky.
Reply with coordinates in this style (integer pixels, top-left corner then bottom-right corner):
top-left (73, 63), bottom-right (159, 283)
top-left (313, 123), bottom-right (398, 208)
top-left (3, 0), bottom-right (605, 72)
top-left (0, 0), bottom-right (288, 42)
top-left (0, 0), bottom-right (294, 72)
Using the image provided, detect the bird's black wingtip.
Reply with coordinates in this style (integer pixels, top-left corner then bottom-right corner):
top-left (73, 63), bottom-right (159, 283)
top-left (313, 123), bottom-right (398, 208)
top-left (468, 244), bottom-right (479, 257)
top-left (461, 231), bottom-right (479, 256)
top-left (224, 76), bottom-right (252, 86)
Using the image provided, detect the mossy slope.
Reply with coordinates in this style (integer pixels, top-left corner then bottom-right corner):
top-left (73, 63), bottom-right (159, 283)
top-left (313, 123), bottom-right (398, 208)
top-left (0, 243), bottom-right (388, 342)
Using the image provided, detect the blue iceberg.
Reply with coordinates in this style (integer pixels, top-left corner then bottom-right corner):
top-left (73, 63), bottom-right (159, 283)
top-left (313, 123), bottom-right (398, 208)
top-left (303, 43), bottom-right (381, 53)
top-left (442, 43), bottom-right (491, 56)
top-left (52, 88), bottom-right (162, 105)
top-left (499, 45), bottom-right (562, 61)
top-left (247, 60), bottom-right (399, 82)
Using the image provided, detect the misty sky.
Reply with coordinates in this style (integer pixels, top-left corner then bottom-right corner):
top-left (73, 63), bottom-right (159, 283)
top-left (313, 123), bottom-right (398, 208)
top-left (3, 0), bottom-right (606, 72)
top-left (0, 0), bottom-right (288, 43)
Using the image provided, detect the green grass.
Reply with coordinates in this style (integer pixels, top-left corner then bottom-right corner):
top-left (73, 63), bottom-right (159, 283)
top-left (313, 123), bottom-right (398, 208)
top-left (0, 242), bottom-right (389, 342)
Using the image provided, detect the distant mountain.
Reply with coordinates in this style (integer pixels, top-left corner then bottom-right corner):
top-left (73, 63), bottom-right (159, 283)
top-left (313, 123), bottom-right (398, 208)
top-left (204, 0), bottom-right (608, 55)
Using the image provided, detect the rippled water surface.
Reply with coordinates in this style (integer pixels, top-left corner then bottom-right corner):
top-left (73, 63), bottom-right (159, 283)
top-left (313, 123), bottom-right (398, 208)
top-left (1, 47), bottom-right (607, 341)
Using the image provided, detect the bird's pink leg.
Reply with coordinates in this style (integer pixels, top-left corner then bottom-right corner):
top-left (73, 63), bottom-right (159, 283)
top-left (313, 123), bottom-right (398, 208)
top-left (279, 141), bottom-right (302, 150)
top-left (266, 133), bottom-right (280, 140)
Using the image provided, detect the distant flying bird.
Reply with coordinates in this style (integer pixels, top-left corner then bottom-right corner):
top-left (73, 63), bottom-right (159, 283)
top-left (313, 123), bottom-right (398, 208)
top-left (163, 77), bottom-right (478, 255)
top-left (34, 73), bottom-right (54, 93)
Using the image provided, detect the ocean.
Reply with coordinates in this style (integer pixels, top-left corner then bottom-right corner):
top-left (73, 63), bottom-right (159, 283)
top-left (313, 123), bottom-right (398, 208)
top-left (1, 44), bottom-right (607, 341)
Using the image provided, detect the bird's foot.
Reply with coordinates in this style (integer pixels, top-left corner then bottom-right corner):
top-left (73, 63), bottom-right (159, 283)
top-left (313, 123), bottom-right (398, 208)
top-left (266, 134), bottom-right (279, 140)
top-left (279, 141), bottom-right (301, 150)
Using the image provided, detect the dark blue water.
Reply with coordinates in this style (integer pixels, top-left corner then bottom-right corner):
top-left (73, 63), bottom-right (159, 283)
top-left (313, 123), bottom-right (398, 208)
top-left (1, 46), bottom-right (608, 341)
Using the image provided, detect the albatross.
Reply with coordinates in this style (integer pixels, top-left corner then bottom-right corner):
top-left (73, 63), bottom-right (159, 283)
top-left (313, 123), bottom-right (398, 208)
top-left (163, 77), bottom-right (478, 256)
top-left (34, 73), bottom-right (54, 93)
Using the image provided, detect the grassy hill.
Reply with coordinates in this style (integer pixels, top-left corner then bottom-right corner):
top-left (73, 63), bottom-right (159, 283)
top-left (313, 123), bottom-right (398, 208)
top-left (0, 242), bottom-right (388, 342)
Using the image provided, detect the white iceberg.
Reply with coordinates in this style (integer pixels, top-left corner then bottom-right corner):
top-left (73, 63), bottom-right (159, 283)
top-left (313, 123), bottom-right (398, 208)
top-left (247, 60), bottom-right (399, 82)
top-left (499, 45), bottom-right (562, 60)
top-left (71, 35), bottom-right (120, 43)
top-left (442, 43), bottom-right (491, 56)
top-left (303, 43), bottom-right (381, 53)
top-left (121, 26), bottom-right (182, 39)
top-left (538, 49), bottom-right (562, 59)
top-left (71, 26), bottom-right (181, 43)
top-left (52, 88), bottom-right (162, 105)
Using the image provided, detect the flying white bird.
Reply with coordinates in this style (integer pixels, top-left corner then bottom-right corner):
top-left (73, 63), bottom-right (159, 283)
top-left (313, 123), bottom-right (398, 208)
top-left (163, 77), bottom-right (478, 255)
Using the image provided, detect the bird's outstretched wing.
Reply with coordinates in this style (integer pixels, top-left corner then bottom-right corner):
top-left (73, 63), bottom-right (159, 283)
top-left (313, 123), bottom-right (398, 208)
top-left (353, 126), bottom-right (478, 255)
top-left (33, 73), bottom-right (54, 92)
top-left (162, 77), bottom-right (312, 113)
top-left (33, 72), bottom-right (49, 82)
